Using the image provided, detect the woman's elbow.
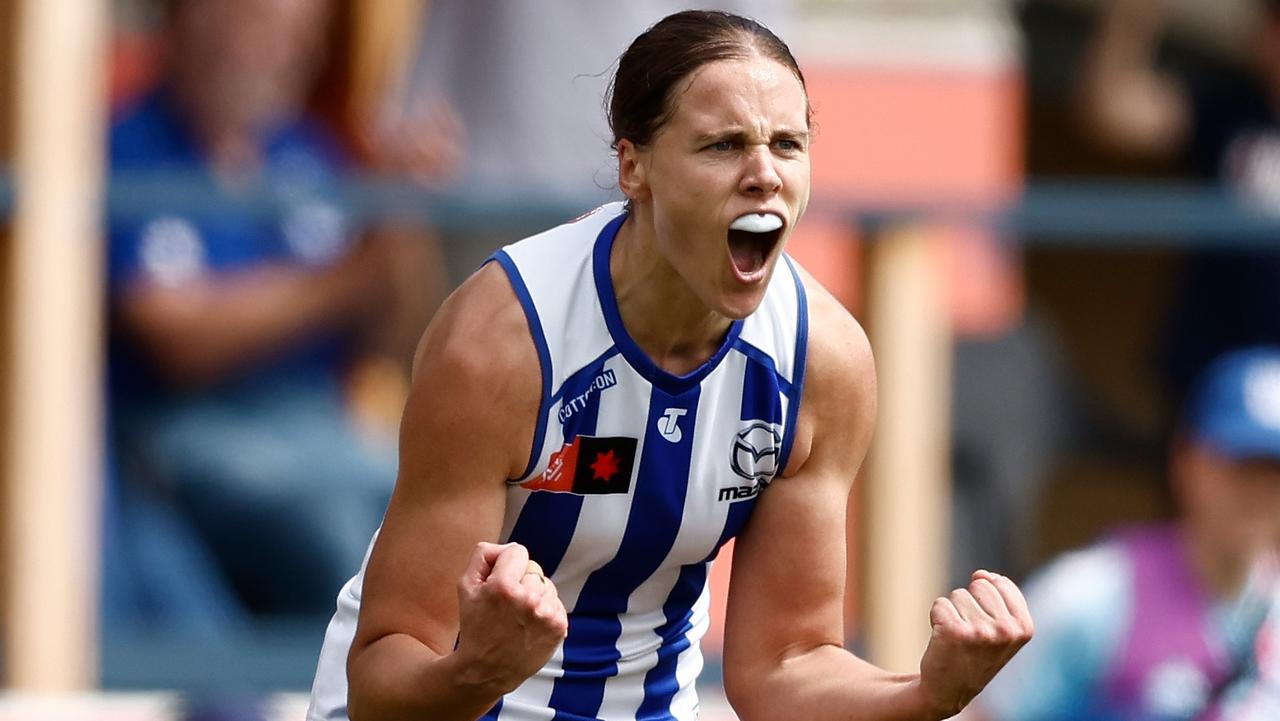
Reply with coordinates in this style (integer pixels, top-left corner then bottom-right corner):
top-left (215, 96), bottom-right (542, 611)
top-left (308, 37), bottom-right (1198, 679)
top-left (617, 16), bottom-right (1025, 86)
top-left (721, 658), bottom-right (769, 721)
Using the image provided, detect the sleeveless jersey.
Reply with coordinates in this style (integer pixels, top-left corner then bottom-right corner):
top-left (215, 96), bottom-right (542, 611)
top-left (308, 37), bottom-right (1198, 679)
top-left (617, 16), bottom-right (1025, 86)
top-left (306, 202), bottom-right (809, 721)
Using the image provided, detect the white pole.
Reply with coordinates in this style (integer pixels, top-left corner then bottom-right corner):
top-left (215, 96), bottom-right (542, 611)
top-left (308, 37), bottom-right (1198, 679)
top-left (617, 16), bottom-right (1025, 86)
top-left (4, 0), bottom-right (108, 690)
top-left (861, 226), bottom-right (953, 673)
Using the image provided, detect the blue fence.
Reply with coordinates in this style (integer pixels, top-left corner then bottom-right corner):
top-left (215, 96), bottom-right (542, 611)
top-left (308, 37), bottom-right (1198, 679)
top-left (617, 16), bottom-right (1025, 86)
top-left (3, 172), bottom-right (1280, 247)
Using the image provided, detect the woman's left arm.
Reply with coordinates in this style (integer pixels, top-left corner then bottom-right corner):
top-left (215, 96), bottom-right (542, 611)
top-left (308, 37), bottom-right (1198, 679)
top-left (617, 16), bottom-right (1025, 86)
top-left (721, 276), bottom-right (1033, 721)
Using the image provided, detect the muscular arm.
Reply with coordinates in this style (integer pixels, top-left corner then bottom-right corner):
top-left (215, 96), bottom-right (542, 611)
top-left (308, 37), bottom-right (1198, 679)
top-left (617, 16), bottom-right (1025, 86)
top-left (346, 263), bottom-right (564, 721)
top-left (722, 272), bottom-right (1032, 721)
top-left (1077, 0), bottom-right (1190, 158)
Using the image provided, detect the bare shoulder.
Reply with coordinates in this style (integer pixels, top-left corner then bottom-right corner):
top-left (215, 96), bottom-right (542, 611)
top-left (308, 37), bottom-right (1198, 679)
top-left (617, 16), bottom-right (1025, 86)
top-left (401, 261), bottom-right (543, 484)
top-left (413, 261), bottom-right (535, 377)
top-left (781, 263), bottom-right (876, 478)
top-left (793, 264), bottom-right (874, 399)
top-left (352, 261), bottom-right (542, 662)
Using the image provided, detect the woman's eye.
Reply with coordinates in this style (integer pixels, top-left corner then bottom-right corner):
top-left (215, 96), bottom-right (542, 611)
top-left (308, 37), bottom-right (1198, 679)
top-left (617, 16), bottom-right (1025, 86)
top-left (775, 139), bottom-right (799, 151)
top-left (711, 140), bottom-right (734, 152)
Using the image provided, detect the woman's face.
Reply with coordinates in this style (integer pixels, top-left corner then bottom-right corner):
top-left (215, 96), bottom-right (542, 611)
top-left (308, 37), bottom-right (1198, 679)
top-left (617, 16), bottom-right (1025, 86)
top-left (620, 54), bottom-right (811, 320)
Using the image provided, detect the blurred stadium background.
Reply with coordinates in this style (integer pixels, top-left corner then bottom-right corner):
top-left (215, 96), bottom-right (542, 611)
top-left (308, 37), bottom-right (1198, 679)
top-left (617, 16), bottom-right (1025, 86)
top-left (0, 0), bottom-right (1275, 718)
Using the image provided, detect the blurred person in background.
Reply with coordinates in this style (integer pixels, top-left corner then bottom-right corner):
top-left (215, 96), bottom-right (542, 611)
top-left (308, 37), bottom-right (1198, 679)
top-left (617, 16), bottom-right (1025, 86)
top-left (106, 0), bottom-right (448, 622)
top-left (1079, 0), bottom-right (1280, 405)
top-left (967, 347), bottom-right (1280, 721)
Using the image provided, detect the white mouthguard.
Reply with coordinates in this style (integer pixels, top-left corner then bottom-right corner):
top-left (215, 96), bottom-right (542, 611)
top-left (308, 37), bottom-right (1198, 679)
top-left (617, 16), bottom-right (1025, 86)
top-left (729, 213), bottom-right (783, 233)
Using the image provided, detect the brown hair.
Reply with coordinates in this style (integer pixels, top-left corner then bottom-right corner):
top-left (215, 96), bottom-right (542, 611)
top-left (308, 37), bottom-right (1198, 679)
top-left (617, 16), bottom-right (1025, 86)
top-left (606, 10), bottom-right (809, 150)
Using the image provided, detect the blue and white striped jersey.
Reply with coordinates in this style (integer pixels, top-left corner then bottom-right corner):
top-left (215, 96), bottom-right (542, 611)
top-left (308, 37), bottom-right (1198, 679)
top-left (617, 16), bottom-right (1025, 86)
top-left (307, 202), bottom-right (808, 721)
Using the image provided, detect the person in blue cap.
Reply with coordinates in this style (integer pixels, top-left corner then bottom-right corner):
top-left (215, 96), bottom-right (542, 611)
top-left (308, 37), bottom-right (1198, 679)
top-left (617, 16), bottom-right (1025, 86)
top-left (969, 347), bottom-right (1280, 721)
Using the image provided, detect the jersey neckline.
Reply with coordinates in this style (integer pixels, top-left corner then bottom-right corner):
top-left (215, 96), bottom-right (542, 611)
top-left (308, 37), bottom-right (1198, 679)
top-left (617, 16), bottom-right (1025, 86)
top-left (592, 211), bottom-right (745, 396)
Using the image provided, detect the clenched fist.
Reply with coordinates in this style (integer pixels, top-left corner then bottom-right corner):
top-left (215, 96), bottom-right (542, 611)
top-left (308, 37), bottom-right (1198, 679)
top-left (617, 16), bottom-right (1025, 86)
top-left (918, 570), bottom-right (1034, 718)
top-left (454, 542), bottom-right (569, 693)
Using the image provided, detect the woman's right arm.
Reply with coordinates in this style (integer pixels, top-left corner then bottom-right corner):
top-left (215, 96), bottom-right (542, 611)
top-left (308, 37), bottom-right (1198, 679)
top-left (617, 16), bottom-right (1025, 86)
top-left (346, 262), bottom-right (567, 721)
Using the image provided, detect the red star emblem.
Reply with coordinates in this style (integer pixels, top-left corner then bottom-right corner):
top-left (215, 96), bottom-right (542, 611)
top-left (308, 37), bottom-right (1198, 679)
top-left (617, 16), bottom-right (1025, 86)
top-left (590, 450), bottom-right (621, 481)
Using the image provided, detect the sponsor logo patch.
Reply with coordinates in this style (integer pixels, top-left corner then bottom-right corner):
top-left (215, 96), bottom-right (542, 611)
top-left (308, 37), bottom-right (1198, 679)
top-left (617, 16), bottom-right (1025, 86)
top-left (730, 421), bottom-right (782, 483)
top-left (656, 407), bottom-right (687, 443)
top-left (720, 421), bottom-right (783, 502)
top-left (522, 435), bottom-right (637, 495)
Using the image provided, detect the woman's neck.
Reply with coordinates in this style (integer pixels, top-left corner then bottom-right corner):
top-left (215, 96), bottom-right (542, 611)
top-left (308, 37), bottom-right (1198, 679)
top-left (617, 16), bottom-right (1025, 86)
top-left (610, 214), bottom-right (734, 376)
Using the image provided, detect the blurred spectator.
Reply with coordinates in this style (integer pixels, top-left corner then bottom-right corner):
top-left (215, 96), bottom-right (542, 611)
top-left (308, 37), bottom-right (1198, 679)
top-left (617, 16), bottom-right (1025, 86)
top-left (969, 347), bottom-right (1280, 721)
top-left (105, 0), bottom-right (443, 622)
top-left (1079, 0), bottom-right (1280, 405)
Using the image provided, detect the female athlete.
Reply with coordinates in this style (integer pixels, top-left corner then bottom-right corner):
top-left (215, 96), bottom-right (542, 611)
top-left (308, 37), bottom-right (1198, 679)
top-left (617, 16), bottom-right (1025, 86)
top-left (308, 10), bottom-right (1033, 721)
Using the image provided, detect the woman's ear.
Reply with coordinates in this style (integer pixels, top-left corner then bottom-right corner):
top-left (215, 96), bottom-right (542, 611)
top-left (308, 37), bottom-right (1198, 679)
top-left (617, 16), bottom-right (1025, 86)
top-left (616, 138), bottom-right (649, 203)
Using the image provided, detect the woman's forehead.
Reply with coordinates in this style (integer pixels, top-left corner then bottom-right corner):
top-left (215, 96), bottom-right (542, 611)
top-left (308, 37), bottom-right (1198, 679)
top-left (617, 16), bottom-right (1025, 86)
top-left (666, 57), bottom-right (809, 131)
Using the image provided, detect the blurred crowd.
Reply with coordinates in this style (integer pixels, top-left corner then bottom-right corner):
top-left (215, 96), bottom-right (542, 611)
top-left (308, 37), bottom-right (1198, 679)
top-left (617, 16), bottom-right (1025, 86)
top-left (89, 0), bottom-right (1280, 718)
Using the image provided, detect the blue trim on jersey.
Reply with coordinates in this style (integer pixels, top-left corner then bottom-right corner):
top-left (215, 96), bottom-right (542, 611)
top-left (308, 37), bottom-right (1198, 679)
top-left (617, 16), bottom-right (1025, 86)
top-left (505, 495), bottom-right (586, 586)
top-left (549, 347), bottom-right (622, 406)
top-left (479, 698), bottom-right (502, 721)
top-left (637, 495), bottom-right (757, 717)
top-left (776, 256), bottom-right (809, 474)
top-left (637, 562), bottom-right (706, 719)
top-left (549, 385), bottom-right (701, 720)
top-left (557, 361), bottom-right (610, 456)
top-left (592, 214), bottom-right (744, 396)
top-left (505, 360), bottom-right (608, 578)
top-left (490, 251), bottom-right (554, 482)
top-left (730, 339), bottom-right (795, 397)
top-left (740, 351), bottom-right (784, 426)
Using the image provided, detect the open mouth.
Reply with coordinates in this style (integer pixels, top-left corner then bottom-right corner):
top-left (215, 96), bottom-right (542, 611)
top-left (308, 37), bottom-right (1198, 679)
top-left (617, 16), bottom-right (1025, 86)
top-left (727, 213), bottom-right (784, 277)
